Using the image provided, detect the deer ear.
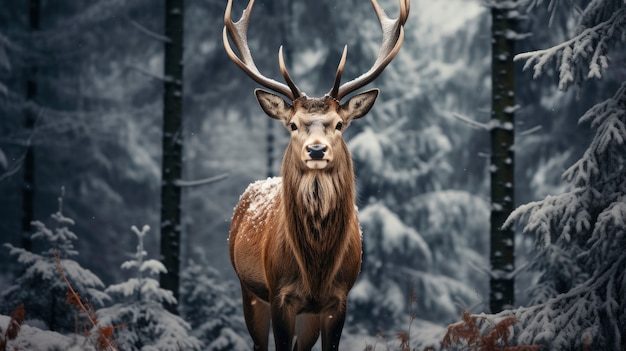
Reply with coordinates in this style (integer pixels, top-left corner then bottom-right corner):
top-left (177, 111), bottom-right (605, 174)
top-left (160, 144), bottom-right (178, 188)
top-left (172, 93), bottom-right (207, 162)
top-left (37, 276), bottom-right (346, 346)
top-left (339, 88), bottom-right (379, 120)
top-left (255, 89), bottom-right (293, 121)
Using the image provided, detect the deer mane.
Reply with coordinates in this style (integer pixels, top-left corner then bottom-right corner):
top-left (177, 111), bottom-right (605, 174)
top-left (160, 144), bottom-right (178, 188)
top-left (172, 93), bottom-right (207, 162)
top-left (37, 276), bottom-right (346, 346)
top-left (280, 141), bottom-right (357, 290)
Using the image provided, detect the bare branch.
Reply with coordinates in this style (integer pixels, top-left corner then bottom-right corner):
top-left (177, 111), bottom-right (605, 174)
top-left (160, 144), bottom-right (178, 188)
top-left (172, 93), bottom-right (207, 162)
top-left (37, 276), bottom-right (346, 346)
top-left (174, 173), bottom-right (229, 187)
top-left (450, 113), bottom-right (491, 130)
top-left (125, 16), bottom-right (171, 43)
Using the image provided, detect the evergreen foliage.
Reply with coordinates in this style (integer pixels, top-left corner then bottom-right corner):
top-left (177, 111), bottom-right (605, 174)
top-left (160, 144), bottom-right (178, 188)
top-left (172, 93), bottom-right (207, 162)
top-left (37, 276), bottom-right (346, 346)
top-left (0, 0), bottom-right (163, 284)
top-left (486, 0), bottom-right (626, 349)
top-left (2, 0), bottom-right (622, 349)
top-left (179, 257), bottom-right (248, 350)
top-left (346, 0), bottom-right (493, 334)
top-left (95, 225), bottom-right (202, 351)
top-left (1, 189), bottom-right (108, 333)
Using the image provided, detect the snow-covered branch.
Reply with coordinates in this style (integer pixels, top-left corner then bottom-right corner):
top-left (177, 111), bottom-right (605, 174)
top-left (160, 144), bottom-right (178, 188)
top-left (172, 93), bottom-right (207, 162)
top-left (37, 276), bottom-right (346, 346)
top-left (496, 253), bottom-right (626, 349)
top-left (514, 6), bottom-right (625, 90)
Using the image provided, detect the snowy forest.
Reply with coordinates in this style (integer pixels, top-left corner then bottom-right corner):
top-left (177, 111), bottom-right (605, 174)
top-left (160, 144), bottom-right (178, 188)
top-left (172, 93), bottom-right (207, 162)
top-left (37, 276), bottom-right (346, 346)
top-left (0, 0), bottom-right (624, 350)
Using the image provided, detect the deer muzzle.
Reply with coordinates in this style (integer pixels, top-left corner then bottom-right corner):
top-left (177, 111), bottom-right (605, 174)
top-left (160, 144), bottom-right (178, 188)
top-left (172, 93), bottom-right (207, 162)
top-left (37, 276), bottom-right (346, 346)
top-left (304, 142), bottom-right (332, 169)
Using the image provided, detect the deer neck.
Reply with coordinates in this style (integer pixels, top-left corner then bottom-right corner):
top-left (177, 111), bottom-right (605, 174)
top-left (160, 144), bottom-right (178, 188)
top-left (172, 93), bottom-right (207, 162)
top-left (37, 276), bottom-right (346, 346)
top-left (280, 143), bottom-right (356, 289)
top-left (281, 144), bottom-right (355, 232)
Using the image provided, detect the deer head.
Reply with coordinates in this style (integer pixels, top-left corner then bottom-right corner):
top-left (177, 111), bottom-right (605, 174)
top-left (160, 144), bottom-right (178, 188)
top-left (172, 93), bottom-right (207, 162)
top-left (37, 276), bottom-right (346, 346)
top-left (223, 0), bottom-right (409, 172)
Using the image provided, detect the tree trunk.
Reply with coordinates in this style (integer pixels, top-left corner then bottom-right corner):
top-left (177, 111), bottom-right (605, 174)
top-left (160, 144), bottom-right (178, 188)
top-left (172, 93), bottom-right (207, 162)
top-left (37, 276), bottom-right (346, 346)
top-left (266, 118), bottom-right (275, 177)
top-left (159, 0), bottom-right (184, 315)
top-left (489, 1), bottom-right (516, 313)
top-left (21, 0), bottom-right (40, 252)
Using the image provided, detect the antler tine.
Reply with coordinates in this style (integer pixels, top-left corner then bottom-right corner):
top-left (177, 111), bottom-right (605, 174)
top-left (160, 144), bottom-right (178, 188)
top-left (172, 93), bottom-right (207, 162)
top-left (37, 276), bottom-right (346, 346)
top-left (223, 0), bottom-right (302, 100)
top-left (329, 0), bottom-right (410, 101)
top-left (278, 46), bottom-right (303, 100)
top-left (329, 45), bottom-right (348, 99)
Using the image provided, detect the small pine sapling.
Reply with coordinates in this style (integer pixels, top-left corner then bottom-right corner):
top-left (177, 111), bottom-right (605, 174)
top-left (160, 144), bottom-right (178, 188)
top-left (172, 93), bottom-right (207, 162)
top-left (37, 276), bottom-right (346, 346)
top-left (95, 225), bottom-right (203, 351)
top-left (1, 188), bottom-right (108, 332)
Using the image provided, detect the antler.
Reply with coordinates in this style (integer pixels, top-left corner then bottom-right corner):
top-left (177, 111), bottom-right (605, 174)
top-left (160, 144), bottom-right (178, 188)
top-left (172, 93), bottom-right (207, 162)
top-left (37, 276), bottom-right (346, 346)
top-left (223, 0), bottom-right (303, 101)
top-left (329, 0), bottom-right (410, 101)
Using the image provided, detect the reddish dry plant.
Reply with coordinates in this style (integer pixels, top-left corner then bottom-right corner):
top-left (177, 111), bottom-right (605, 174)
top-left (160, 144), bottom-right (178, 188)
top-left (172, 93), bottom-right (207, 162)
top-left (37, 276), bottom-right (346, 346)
top-left (54, 255), bottom-right (122, 351)
top-left (0, 304), bottom-right (25, 351)
top-left (582, 333), bottom-right (591, 351)
top-left (368, 288), bottom-right (422, 351)
top-left (442, 310), bottom-right (540, 351)
top-left (397, 287), bottom-right (418, 351)
top-left (397, 331), bottom-right (410, 351)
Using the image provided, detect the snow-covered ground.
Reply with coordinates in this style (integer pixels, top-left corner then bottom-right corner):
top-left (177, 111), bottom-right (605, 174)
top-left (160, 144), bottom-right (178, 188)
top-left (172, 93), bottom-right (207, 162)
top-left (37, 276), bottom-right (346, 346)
top-left (0, 314), bottom-right (448, 351)
top-left (0, 315), bottom-right (95, 351)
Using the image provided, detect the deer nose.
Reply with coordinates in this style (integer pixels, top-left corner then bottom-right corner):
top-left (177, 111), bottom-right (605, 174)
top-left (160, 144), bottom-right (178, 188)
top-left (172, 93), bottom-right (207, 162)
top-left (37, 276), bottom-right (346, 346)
top-left (307, 144), bottom-right (327, 160)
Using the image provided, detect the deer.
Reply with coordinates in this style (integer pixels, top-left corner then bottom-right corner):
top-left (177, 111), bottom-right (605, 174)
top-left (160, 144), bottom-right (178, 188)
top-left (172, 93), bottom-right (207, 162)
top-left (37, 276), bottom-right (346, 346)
top-left (224, 0), bottom-right (409, 350)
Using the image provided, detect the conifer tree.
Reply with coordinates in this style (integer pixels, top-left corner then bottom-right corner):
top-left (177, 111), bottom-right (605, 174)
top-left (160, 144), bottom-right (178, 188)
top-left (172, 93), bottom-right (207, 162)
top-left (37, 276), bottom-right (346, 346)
top-left (1, 188), bottom-right (108, 332)
top-left (484, 1), bottom-right (625, 349)
top-left (96, 225), bottom-right (202, 351)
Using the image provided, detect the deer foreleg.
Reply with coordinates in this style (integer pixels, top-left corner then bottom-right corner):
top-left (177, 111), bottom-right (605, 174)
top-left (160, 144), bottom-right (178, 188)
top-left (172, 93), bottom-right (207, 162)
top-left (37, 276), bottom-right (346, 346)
top-left (241, 284), bottom-right (270, 351)
top-left (294, 314), bottom-right (321, 351)
top-left (320, 310), bottom-right (346, 351)
top-left (271, 300), bottom-right (297, 351)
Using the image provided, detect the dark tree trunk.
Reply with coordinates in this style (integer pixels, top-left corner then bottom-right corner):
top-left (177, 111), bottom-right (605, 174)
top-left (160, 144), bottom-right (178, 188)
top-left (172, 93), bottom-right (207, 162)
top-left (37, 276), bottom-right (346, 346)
top-left (266, 118), bottom-right (275, 177)
top-left (489, 1), bottom-right (516, 313)
top-left (21, 0), bottom-right (40, 252)
top-left (264, 0), bottom-right (291, 178)
top-left (159, 0), bottom-right (184, 315)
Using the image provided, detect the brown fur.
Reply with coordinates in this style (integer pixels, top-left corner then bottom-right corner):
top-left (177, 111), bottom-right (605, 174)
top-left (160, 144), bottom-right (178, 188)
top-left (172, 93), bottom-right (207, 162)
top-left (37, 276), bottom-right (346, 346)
top-left (229, 91), bottom-right (377, 351)
top-left (224, 0), bottom-right (409, 347)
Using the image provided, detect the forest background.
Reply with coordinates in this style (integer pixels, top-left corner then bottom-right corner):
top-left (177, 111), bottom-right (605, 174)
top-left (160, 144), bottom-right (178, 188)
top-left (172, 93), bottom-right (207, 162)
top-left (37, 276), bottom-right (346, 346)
top-left (0, 0), bottom-right (624, 350)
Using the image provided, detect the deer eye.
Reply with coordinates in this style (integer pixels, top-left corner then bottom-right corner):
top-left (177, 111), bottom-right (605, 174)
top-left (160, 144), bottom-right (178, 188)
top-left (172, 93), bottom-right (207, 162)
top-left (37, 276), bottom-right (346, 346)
top-left (335, 121), bottom-right (344, 131)
top-left (289, 123), bottom-right (298, 131)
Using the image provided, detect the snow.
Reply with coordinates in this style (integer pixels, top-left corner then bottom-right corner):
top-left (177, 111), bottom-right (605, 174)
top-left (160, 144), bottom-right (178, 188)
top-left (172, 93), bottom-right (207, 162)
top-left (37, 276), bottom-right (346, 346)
top-left (140, 259), bottom-right (168, 275)
top-left (360, 202), bottom-right (432, 263)
top-left (96, 226), bottom-right (203, 350)
top-left (244, 176), bottom-right (281, 212)
top-left (516, 6), bottom-right (625, 91)
top-left (0, 315), bottom-right (96, 351)
top-left (503, 105), bottom-right (520, 114)
top-left (0, 0), bottom-right (623, 349)
top-left (412, 0), bottom-right (484, 45)
top-left (349, 277), bottom-right (376, 304)
top-left (348, 127), bottom-right (384, 170)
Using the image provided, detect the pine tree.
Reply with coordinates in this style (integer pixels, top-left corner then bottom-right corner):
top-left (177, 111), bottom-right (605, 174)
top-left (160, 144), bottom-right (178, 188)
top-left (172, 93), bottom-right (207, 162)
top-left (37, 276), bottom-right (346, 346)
top-left (96, 225), bottom-right (202, 351)
top-left (482, 0), bottom-right (625, 349)
top-left (1, 188), bottom-right (108, 332)
top-left (344, 0), bottom-right (493, 333)
top-left (0, 0), bottom-right (165, 285)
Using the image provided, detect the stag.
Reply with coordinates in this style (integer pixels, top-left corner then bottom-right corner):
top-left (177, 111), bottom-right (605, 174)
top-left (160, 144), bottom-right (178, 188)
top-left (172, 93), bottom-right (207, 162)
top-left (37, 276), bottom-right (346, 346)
top-left (224, 0), bottom-right (409, 350)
